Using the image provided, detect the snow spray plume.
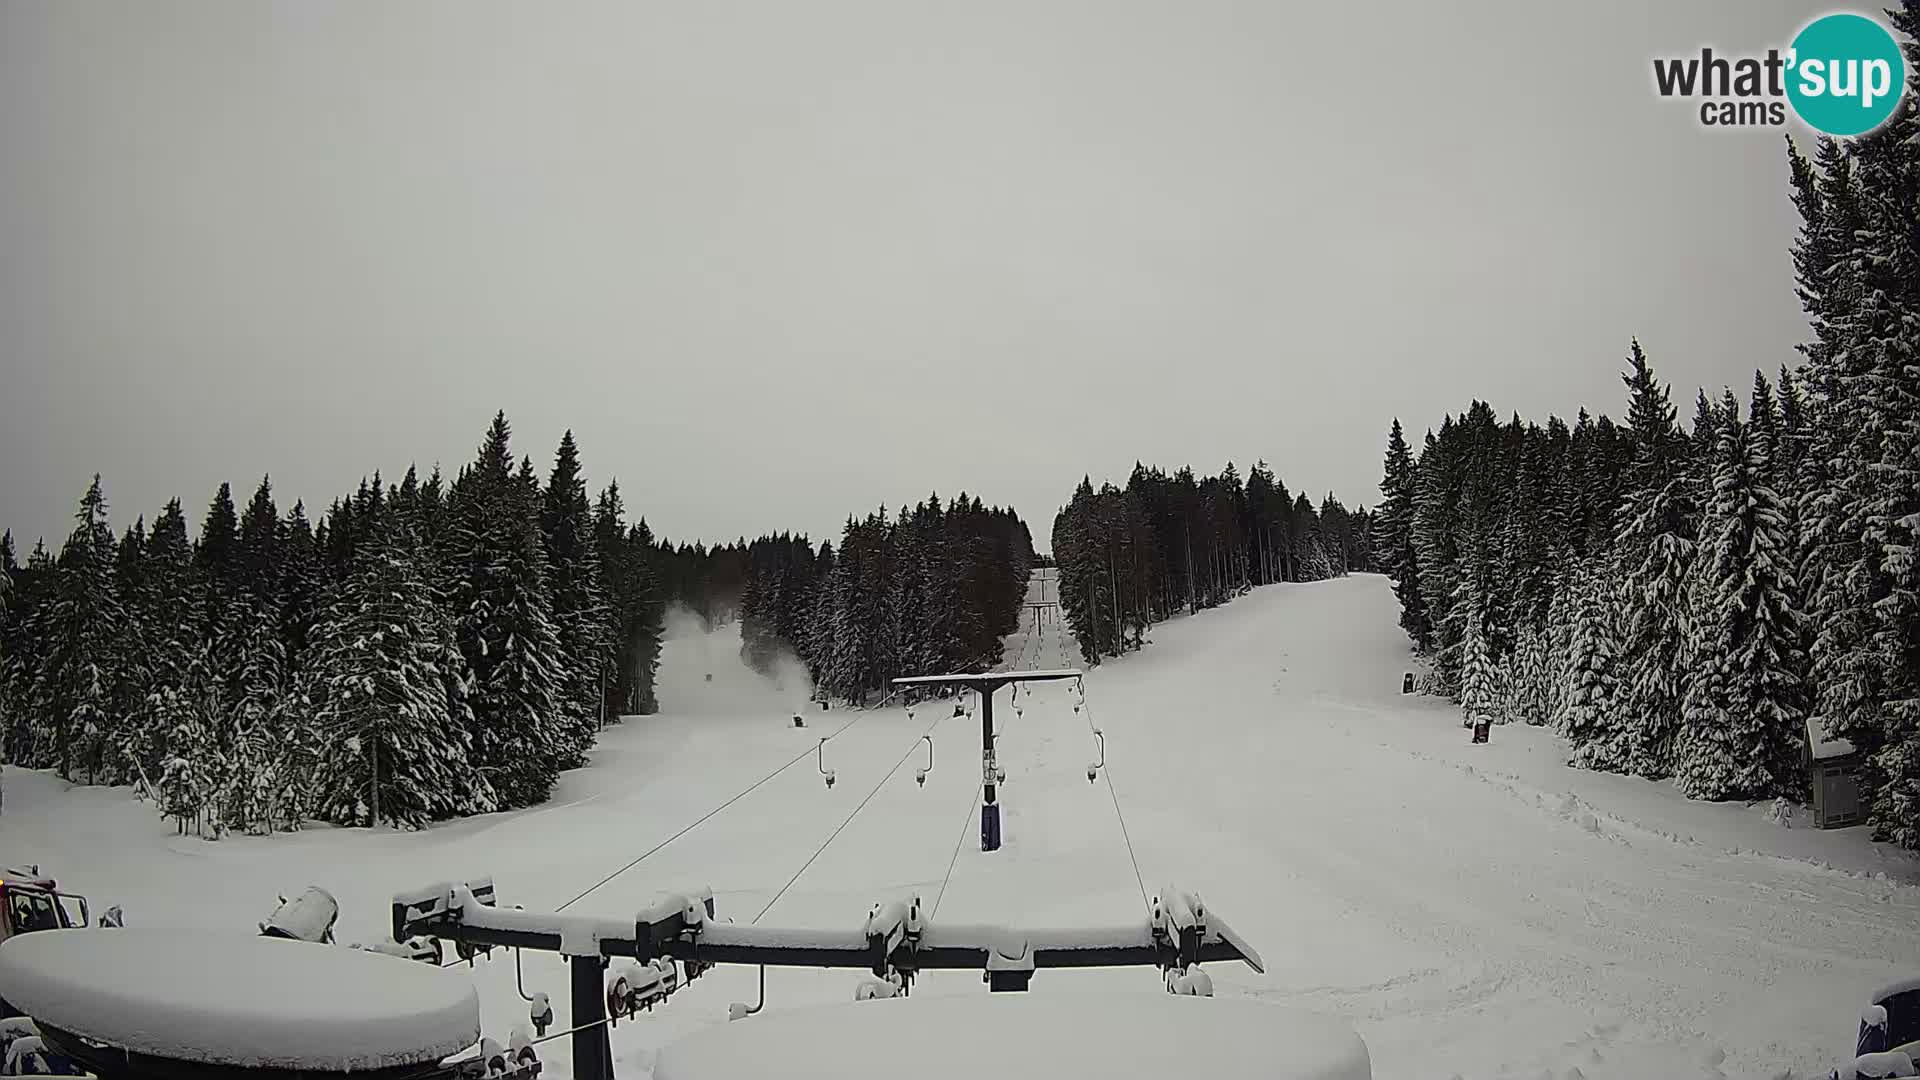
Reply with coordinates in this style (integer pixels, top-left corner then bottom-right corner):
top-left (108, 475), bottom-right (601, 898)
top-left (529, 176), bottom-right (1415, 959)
top-left (655, 603), bottom-right (813, 714)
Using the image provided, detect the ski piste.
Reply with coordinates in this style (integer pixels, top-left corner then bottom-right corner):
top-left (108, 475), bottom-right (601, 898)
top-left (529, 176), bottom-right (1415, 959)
top-left (0, 575), bottom-right (1914, 1079)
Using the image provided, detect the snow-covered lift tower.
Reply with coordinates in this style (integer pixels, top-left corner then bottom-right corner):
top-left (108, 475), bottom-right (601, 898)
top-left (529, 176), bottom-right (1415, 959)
top-left (891, 669), bottom-right (1082, 852)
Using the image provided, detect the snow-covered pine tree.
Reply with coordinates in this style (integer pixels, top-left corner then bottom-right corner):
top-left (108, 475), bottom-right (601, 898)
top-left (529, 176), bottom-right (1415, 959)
top-left (1054, 478), bottom-right (1106, 665)
top-left (541, 431), bottom-right (612, 759)
top-left (450, 413), bottom-right (568, 809)
top-left (1458, 596), bottom-right (1498, 731)
top-left (1509, 618), bottom-right (1551, 726)
top-left (302, 516), bottom-right (494, 829)
top-left (824, 561), bottom-right (866, 703)
top-left (1293, 494), bottom-right (1335, 582)
top-left (1676, 388), bottom-right (1809, 801)
top-left (5, 543), bottom-right (56, 769)
top-left (1784, 97), bottom-right (1920, 845)
top-left (593, 485), bottom-right (663, 717)
top-left (1846, 41), bottom-right (1920, 844)
top-left (216, 595), bottom-right (286, 832)
top-left (1611, 342), bottom-right (1698, 780)
top-left (1786, 134), bottom-right (1881, 804)
top-left (1564, 558), bottom-right (1626, 767)
top-left (1543, 571), bottom-right (1575, 722)
top-left (154, 678), bottom-right (218, 835)
top-left (46, 476), bottom-right (125, 783)
top-left (195, 482), bottom-right (240, 587)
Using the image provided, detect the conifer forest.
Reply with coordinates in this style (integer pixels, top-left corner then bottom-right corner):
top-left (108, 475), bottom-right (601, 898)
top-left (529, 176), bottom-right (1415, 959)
top-left (0, 406), bottom-right (1363, 834)
top-left (1376, 120), bottom-right (1920, 850)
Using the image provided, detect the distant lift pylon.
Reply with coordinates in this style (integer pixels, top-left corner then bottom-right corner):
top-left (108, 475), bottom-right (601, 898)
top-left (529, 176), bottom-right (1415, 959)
top-left (890, 669), bottom-right (1083, 852)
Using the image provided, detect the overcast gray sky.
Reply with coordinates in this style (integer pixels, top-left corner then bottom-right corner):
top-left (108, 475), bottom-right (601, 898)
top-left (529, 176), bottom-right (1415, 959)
top-left (0, 1), bottom-right (1833, 554)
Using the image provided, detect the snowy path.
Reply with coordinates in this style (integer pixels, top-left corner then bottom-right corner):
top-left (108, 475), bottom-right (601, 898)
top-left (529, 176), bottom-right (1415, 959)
top-left (3, 575), bottom-right (1917, 1079)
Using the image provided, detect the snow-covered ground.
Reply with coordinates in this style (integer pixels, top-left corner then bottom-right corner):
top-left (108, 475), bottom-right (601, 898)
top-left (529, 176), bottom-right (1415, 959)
top-left (3, 574), bottom-right (1917, 1079)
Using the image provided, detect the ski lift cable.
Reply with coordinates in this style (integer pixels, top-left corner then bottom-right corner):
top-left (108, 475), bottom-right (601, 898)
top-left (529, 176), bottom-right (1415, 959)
top-left (929, 781), bottom-right (983, 920)
top-left (1079, 689), bottom-right (1150, 908)
top-left (751, 708), bottom-right (959, 925)
top-left (555, 709), bottom-right (871, 913)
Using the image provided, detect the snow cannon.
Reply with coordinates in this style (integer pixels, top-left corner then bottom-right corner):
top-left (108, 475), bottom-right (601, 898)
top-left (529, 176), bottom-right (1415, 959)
top-left (793, 713), bottom-right (805, 728)
top-left (259, 885), bottom-right (340, 945)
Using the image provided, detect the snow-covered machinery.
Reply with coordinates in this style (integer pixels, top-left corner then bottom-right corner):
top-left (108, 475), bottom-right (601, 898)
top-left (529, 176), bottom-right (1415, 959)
top-left (1831, 978), bottom-right (1920, 1079)
top-left (0, 866), bottom-right (113, 1021)
top-left (388, 874), bottom-right (1276, 1080)
top-left (0, 867), bottom-right (97, 944)
top-left (0, 928), bottom-right (542, 1080)
top-left (259, 884), bottom-right (341, 944)
top-left (259, 884), bottom-right (446, 964)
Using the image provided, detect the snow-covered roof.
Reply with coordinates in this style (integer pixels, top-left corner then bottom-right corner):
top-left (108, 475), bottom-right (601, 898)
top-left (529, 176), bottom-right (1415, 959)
top-left (653, 992), bottom-right (1370, 1080)
top-left (1873, 976), bottom-right (1920, 1004)
top-left (0, 929), bottom-right (479, 1071)
top-left (1806, 714), bottom-right (1858, 761)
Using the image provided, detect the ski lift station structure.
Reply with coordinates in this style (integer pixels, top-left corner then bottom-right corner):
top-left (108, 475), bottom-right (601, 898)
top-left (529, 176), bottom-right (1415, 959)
top-left (890, 668), bottom-right (1083, 852)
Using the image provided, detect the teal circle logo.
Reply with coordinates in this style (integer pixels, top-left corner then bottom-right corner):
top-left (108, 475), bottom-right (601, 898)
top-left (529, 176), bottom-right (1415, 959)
top-left (1787, 13), bottom-right (1906, 136)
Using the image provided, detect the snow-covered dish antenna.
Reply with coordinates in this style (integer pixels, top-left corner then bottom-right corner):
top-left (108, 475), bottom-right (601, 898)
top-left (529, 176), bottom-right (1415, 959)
top-left (0, 928), bottom-right (481, 1075)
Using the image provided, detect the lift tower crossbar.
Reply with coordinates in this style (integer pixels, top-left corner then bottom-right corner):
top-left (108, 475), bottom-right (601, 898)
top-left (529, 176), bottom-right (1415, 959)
top-left (890, 669), bottom-right (1082, 852)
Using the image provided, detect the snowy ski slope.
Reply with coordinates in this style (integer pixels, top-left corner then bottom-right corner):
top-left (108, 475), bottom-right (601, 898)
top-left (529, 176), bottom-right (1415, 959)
top-left (3, 574), bottom-right (1918, 1079)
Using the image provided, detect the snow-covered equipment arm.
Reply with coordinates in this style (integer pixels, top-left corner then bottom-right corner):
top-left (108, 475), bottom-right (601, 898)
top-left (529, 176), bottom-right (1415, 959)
top-left (390, 877), bottom-right (1264, 1080)
top-left (394, 877), bottom-right (1260, 980)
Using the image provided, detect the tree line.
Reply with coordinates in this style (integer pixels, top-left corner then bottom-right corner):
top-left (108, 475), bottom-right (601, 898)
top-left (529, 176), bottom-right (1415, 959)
top-left (0, 413), bottom-right (1036, 831)
top-left (1375, 31), bottom-right (1920, 849)
top-left (1052, 461), bottom-right (1373, 663)
top-left (733, 497), bottom-right (1036, 701)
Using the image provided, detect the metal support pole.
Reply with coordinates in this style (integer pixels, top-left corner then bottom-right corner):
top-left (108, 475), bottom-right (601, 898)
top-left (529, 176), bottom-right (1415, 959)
top-left (570, 954), bottom-right (612, 1080)
top-left (980, 683), bottom-right (999, 851)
